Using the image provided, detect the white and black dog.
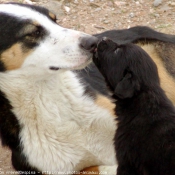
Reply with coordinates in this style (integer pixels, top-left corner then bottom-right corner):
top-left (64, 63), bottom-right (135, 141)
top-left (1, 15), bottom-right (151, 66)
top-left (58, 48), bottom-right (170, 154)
top-left (93, 38), bottom-right (175, 175)
top-left (0, 3), bottom-right (117, 175)
top-left (1, 2), bottom-right (175, 175)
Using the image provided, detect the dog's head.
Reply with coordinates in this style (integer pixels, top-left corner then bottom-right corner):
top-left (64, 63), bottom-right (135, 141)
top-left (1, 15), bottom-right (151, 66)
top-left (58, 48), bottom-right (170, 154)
top-left (93, 38), bottom-right (160, 99)
top-left (0, 3), bottom-right (97, 72)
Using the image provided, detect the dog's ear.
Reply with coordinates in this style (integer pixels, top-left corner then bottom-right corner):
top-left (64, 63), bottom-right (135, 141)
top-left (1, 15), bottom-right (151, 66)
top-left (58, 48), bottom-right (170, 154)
top-left (114, 72), bottom-right (140, 99)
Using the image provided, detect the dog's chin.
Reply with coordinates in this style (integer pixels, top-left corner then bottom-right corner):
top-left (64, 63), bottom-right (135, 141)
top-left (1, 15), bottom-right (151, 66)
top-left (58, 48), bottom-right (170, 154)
top-left (49, 59), bottom-right (92, 71)
top-left (70, 59), bottom-right (92, 70)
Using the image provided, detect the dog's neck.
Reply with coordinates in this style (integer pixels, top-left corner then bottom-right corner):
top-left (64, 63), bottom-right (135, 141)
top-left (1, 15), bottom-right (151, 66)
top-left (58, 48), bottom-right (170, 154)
top-left (0, 67), bottom-right (117, 170)
top-left (0, 67), bottom-right (87, 120)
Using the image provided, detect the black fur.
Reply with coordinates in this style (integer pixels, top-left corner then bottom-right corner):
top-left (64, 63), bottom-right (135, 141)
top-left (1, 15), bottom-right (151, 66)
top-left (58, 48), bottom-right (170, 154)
top-left (93, 38), bottom-right (175, 175)
top-left (75, 63), bottom-right (112, 98)
top-left (94, 26), bottom-right (175, 44)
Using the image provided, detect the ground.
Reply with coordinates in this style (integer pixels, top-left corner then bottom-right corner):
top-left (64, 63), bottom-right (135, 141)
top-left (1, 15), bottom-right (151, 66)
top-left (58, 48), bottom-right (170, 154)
top-left (0, 0), bottom-right (175, 174)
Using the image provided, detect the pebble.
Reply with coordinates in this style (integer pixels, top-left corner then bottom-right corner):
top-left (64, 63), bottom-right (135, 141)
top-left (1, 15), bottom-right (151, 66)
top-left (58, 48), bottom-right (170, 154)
top-left (94, 8), bottom-right (101, 12)
top-left (73, 0), bottom-right (79, 4)
top-left (129, 12), bottom-right (135, 18)
top-left (64, 6), bottom-right (70, 13)
top-left (170, 2), bottom-right (175, 6)
top-left (154, 13), bottom-right (160, 17)
top-left (23, 0), bottom-right (34, 4)
top-left (103, 20), bottom-right (110, 24)
top-left (42, 1), bottom-right (64, 18)
top-left (153, 0), bottom-right (162, 7)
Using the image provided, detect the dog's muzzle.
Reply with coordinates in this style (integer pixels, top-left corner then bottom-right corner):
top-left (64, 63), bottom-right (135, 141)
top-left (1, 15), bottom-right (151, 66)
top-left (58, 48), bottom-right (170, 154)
top-left (80, 36), bottom-right (98, 53)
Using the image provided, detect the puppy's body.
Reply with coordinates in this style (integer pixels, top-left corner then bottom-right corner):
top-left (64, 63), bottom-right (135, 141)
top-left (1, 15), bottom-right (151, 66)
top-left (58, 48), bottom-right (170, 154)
top-left (94, 27), bottom-right (175, 105)
top-left (93, 39), bottom-right (175, 175)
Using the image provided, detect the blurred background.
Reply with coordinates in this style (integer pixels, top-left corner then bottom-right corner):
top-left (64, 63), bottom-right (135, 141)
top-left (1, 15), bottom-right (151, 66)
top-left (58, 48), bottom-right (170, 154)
top-left (0, 0), bottom-right (175, 34)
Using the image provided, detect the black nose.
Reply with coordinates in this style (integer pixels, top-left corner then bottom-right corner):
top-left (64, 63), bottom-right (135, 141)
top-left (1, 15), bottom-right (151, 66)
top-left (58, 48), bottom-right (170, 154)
top-left (80, 36), bottom-right (98, 53)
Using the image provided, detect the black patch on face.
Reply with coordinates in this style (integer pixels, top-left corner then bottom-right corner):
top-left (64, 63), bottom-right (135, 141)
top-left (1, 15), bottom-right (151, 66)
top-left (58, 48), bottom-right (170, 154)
top-left (93, 38), bottom-right (160, 98)
top-left (0, 11), bottom-right (48, 71)
top-left (0, 13), bottom-right (47, 50)
top-left (0, 13), bottom-right (26, 53)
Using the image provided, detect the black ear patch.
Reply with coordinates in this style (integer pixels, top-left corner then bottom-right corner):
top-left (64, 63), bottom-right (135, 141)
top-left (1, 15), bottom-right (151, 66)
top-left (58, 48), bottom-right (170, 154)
top-left (114, 72), bottom-right (140, 99)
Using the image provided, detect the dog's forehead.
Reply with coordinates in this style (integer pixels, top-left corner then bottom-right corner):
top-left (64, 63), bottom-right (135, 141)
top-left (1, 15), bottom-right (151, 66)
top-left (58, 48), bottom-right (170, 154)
top-left (0, 4), bottom-right (56, 29)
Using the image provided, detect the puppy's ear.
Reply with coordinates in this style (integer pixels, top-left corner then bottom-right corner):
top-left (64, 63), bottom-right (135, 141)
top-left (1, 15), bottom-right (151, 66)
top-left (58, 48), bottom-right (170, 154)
top-left (114, 73), bottom-right (140, 99)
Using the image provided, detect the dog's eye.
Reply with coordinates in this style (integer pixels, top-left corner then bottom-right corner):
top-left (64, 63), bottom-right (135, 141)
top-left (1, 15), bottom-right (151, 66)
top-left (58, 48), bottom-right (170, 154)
top-left (32, 30), bottom-right (40, 37)
top-left (26, 26), bottom-right (44, 38)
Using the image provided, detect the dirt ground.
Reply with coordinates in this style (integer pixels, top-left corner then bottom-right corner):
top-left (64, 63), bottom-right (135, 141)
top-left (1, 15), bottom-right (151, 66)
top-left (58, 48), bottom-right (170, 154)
top-left (0, 0), bottom-right (175, 174)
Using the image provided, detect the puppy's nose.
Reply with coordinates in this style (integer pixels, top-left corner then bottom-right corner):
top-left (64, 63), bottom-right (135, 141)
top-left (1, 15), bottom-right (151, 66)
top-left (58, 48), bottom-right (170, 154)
top-left (80, 36), bottom-right (98, 53)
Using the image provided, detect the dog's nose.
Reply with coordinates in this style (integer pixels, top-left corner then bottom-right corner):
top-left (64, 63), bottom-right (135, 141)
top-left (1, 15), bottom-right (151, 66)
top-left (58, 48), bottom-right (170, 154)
top-left (80, 36), bottom-right (98, 53)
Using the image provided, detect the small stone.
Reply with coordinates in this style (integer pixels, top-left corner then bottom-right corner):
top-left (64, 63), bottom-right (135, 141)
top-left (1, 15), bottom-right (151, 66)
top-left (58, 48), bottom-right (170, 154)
top-left (103, 20), bottom-right (110, 24)
top-left (94, 8), bottom-right (101, 12)
top-left (129, 12), bottom-right (135, 18)
top-left (108, 1), bottom-right (114, 7)
top-left (64, 6), bottom-right (70, 13)
top-left (42, 1), bottom-right (64, 18)
top-left (170, 2), bottom-right (175, 6)
top-left (114, 1), bottom-right (126, 7)
top-left (154, 13), bottom-right (160, 17)
top-left (73, 0), bottom-right (78, 4)
top-left (153, 0), bottom-right (162, 7)
top-left (23, 0), bottom-right (34, 4)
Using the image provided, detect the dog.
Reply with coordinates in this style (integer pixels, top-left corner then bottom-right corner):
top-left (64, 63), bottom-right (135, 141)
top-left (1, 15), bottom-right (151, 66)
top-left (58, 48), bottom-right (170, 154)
top-left (1, 2), bottom-right (175, 175)
top-left (93, 38), bottom-right (175, 175)
top-left (0, 3), bottom-right (117, 175)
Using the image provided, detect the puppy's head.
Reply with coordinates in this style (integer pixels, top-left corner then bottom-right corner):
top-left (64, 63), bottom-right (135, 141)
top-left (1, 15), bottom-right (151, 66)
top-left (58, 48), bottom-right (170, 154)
top-left (0, 3), bottom-right (97, 72)
top-left (93, 38), bottom-right (160, 99)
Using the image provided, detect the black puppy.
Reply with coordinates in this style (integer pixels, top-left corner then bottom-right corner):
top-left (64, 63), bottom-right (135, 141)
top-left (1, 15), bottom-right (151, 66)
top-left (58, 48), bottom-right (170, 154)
top-left (93, 38), bottom-right (175, 175)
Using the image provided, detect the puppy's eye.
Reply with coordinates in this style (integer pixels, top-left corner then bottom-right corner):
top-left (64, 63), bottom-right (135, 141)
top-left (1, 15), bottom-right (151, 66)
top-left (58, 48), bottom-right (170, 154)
top-left (114, 48), bottom-right (120, 54)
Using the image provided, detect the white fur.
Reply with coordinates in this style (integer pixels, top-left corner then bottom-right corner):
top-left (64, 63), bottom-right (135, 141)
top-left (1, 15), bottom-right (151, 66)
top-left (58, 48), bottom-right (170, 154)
top-left (0, 3), bottom-right (117, 174)
top-left (99, 165), bottom-right (118, 175)
top-left (0, 68), bottom-right (117, 173)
